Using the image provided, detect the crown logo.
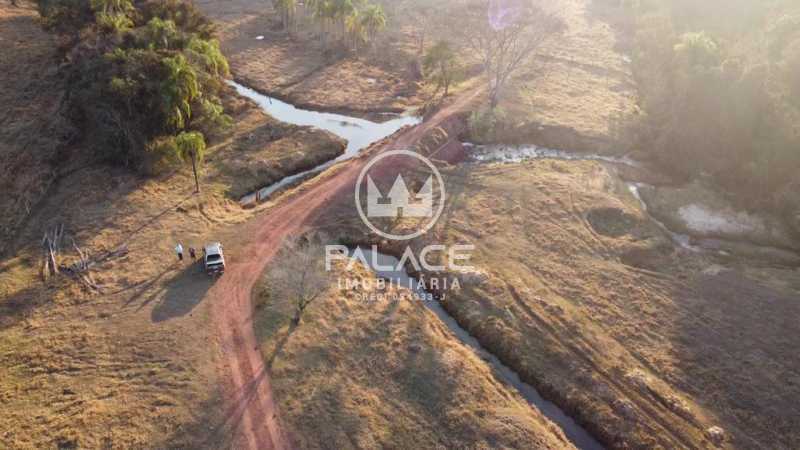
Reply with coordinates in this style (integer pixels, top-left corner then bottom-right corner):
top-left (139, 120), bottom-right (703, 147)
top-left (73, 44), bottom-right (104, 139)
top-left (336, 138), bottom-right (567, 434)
top-left (367, 175), bottom-right (433, 218)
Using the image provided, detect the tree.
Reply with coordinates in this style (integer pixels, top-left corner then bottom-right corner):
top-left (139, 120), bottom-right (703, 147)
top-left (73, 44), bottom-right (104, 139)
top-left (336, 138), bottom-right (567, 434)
top-left (274, 0), bottom-right (296, 32)
top-left (333, 0), bottom-right (355, 40)
top-left (345, 10), bottom-right (365, 51)
top-left (175, 131), bottom-right (206, 193)
top-left (423, 40), bottom-right (462, 98)
top-left (459, 0), bottom-right (563, 108)
top-left (39, 0), bottom-right (230, 172)
top-left (161, 54), bottom-right (200, 130)
top-left (359, 3), bottom-right (385, 49)
top-left (263, 235), bottom-right (330, 326)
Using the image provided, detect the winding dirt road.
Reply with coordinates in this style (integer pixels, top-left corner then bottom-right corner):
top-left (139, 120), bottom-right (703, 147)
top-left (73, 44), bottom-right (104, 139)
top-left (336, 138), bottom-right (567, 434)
top-left (209, 89), bottom-right (481, 449)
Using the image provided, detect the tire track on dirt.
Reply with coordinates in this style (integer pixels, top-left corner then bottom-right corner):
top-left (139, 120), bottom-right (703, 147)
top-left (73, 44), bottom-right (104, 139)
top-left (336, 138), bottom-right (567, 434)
top-left (504, 281), bottom-right (702, 449)
top-left (209, 88), bottom-right (483, 449)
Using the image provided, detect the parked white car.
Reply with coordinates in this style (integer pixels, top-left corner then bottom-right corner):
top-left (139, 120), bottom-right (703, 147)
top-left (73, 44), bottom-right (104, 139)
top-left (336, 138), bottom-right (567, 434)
top-left (203, 242), bottom-right (225, 276)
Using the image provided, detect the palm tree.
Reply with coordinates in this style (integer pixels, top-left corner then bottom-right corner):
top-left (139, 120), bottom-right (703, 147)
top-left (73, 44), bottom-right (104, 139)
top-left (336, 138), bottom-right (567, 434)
top-left (345, 10), bottom-right (365, 51)
top-left (359, 4), bottom-right (385, 49)
top-left (161, 54), bottom-right (200, 130)
top-left (313, 0), bottom-right (336, 45)
top-left (274, 0), bottom-right (297, 32)
top-left (175, 131), bottom-right (206, 193)
top-left (332, 0), bottom-right (355, 41)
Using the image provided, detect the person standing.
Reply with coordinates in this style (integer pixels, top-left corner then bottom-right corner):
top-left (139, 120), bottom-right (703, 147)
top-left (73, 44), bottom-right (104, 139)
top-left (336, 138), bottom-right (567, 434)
top-left (189, 247), bottom-right (197, 260)
top-left (175, 243), bottom-right (184, 262)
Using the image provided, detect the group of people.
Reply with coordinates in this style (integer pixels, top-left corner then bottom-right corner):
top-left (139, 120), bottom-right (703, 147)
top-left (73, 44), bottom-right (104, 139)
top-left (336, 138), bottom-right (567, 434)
top-left (174, 243), bottom-right (197, 262)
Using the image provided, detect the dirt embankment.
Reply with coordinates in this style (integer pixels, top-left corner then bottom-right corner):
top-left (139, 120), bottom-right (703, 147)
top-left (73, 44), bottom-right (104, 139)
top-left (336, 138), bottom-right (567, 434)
top-left (197, 0), bottom-right (422, 115)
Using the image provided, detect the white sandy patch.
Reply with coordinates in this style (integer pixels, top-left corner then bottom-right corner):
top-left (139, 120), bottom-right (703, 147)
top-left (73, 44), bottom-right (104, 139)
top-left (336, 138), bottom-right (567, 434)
top-left (678, 204), bottom-right (765, 235)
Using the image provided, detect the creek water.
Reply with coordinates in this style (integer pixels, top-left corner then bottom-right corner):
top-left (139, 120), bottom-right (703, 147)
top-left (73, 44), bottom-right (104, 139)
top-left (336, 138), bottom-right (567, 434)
top-left (232, 80), bottom-right (604, 448)
top-left (351, 247), bottom-right (605, 450)
top-left (467, 143), bottom-right (699, 250)
top-left (229, 81), bottom-right (420, 204)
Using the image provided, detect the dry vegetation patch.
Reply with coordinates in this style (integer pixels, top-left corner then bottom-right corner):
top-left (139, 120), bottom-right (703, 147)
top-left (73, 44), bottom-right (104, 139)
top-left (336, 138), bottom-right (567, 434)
top-left (414, 161), bottom-right (800, 449)
top-left (254, 250), bottom-right (574, 449)
top-left (0, 6), bottom-right (346, 443)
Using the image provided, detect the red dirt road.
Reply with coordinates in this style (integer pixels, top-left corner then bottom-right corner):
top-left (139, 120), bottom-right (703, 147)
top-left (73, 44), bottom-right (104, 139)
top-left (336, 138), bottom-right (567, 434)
top-left (209, 89), bottom-right (482, 449)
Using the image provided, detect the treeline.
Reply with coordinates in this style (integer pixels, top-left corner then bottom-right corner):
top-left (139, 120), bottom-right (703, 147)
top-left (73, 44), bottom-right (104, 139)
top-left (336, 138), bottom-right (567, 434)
top-left (626, 0), bottom-right (800, 216)
top-left (274, 0), bottom-right (386, 52)
top-left (38, 0), bottom-right (231, 173)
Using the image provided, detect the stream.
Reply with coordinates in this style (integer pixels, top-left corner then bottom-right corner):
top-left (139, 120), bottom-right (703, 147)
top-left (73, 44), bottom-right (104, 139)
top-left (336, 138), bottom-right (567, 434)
top-left (230, 80), bottom-right (605, 448)
top-left (467, 143), bottom-right (699, 250)
top-left (352, 247), bottom-right (604, 450)
top-left (230, 81), bottom-right (420, 204)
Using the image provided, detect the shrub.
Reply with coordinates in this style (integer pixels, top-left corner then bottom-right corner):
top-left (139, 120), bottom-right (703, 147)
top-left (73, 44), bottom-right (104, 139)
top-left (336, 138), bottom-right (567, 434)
top-left (628, 5), bottom-right (800, 212)
top-left (38, 0), bottom-right (231, 171)
top-left (468, 107), bottom-right (507, 143)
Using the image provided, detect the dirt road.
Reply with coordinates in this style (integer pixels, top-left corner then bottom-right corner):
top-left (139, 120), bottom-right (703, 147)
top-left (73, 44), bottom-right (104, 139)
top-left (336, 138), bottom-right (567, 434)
top-left (209, 89), bottom-right (482, 449)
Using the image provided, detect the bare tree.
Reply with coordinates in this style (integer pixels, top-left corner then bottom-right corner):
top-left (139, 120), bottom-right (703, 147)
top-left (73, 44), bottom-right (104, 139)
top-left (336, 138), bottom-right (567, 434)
top-left (263, 234), bottom-right (330, 326)
top-left (458, 0), bottom-right (564, 108)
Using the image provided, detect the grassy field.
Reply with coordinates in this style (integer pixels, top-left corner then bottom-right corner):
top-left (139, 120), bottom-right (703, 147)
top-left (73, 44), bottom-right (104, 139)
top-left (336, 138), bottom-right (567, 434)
top-left (253, 256), bottom-right (575, 449)
top-left (198, 0), bottom-right (424, 114)
top-left (200, 0), bottom-right (636, 152)
top-left (316, 154), bottom-right (800, 449)
top-left (5, 0), bottom-right (799, 447)
top-left (0, 2), bottom-right (345, 447)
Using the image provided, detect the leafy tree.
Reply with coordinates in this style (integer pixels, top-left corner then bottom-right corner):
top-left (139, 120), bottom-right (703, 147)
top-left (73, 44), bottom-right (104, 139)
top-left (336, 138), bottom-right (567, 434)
top-left (143, 17), bottom-right (180, 49)
top-left (160, 54), bottom-right (200, 130)
top-left (38, 0), bottom-right (231, 173)
top-left (628, 7), bottom-right (800, 210)
top-left (333, 0), bottom-right (355, 38)
top-left (38, 0), bottom-right (93, 35)
top-left (304, 0), bottom-right (384, 51)
top-left (673, 31), bottom-right (720, 69)
top-left (423, 40), bottom-right (462, 98)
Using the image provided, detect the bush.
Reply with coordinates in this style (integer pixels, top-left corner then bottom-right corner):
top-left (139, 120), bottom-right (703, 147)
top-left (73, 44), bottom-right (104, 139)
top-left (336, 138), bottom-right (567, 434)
top-left (38, 0), bottom-right (231, 171)
top-left (628, 4), bottom-right (800, 212)
top-left (468, 107), bottom-right (507, 143)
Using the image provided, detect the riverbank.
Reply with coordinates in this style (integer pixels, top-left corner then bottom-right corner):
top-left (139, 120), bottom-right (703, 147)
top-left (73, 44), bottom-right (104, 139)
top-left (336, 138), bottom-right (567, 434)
top-left (196, 0), bottom-right (423, 115)
top-left (311, 145), bottom-right (800, 448)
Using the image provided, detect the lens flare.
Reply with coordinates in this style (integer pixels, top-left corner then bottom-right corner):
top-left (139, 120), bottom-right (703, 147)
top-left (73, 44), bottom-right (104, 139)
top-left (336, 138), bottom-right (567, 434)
top-left (488, 0), bottom-right (524, 30)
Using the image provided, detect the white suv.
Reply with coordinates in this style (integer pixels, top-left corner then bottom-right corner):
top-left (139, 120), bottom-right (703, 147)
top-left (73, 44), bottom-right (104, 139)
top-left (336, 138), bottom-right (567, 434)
top-left (203, 242), bottom-right (225, 276)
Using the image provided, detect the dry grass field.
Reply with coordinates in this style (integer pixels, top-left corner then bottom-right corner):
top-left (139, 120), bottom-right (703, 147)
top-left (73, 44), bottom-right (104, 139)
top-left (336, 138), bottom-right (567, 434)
top-left (254, 258), bottom-right (575, 449)
top-left (197, 0), bottom-right (423, 114)
top-left (316, 157), bottom-right (800, 449)
top-left (0, 3), bottom-right (345, 447)
top-left (4, 0), bottom-right (799, 447)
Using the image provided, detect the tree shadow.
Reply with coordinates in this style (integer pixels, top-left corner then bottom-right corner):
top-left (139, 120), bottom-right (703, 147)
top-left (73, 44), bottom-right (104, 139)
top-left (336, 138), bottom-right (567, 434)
top-left (0, 284), bottom-right (53, 332)
top-left (119, 266), bottom-right (174, 308)
top-left (150, 263), bottom-right (214, 323)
